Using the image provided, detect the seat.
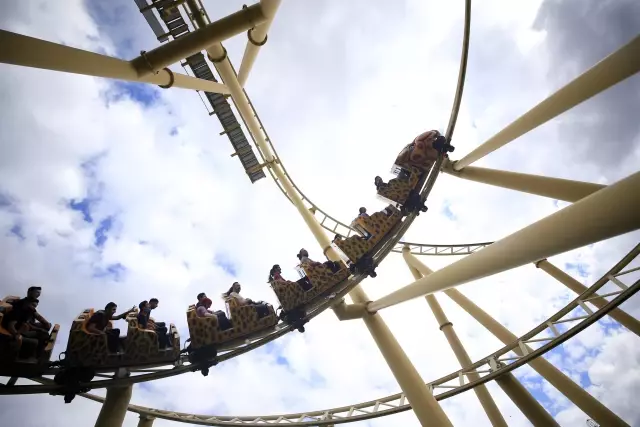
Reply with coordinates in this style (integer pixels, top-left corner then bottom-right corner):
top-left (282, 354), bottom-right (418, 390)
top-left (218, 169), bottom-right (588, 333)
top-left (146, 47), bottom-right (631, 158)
top-left (394, 130), bottom-right (440, 170)
top-left (187, 298), bottom-right (277, 349)
top-left (0, 297), bottom-right (60, 366)
top-left (270, 278), bottom-right (311, 312)
top-left (377, 166), bottom-right (422, 205)
top-left (335, 205), bottom-right (402, 263)
top-left (64, 309), bottom-right (121, 367)
top-left (300, 261), bottom-right (350, 297)
top-left (123, 309), bottom-right (179, 364)
top-left (225, 298), bottom-right (278, 340)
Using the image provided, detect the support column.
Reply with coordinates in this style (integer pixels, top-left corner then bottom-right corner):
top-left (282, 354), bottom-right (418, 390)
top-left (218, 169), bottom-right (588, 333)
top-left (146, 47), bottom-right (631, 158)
top-left (0, 30), bottom-right (230, 94)
top-left (369, 171), bottom-right (640, 312)
top-left (94, 386), bottom-right (133, 427)
top-left (349, 285), bottom-right (453, 427)
top-left (404, 252), bottom-right (628, 426)
top-left (443, 163), bottom-right (604, 202)
top-left (237, 0), bottom-right (282, 86)
top-left (495, 371), bottom-right (559, 426)
top-left (137, 415), bottom-right (155, 427)
top-left (404, 253), bottom-right (507, 427)
top-left (536, 259), bottom-right (640, 336)
top-left (406, 253), bottom-right (558, 426)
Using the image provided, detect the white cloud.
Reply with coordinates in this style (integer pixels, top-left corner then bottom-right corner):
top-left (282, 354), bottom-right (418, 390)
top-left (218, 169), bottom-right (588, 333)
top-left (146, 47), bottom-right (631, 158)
top-left (0, 0), bottom-right (639, 426)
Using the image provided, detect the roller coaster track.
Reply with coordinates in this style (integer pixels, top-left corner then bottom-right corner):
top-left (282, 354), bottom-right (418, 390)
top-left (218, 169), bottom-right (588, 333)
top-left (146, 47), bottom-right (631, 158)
top-left (0, 0), bottom-right (472, 396)
top-left (181, 0), bottom-right (488, 257)
top-left (43, 244), bottom-right (640, 425)
top-left (0, 157), bottom-right (443, 396)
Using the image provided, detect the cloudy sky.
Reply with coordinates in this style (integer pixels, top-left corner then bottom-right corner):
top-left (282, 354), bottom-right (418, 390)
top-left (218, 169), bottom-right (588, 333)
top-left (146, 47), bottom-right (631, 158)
top-left (1, 0), bottom-right (639, 426)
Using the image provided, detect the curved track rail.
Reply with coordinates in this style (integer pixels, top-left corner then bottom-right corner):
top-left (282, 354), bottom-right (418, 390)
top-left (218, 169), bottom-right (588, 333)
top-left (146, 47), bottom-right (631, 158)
top-left (59, 244), bottom-right (640, 426)
top-left (183, 3), bottom-right (481, 257)
top-left (0, 152), bottom-right (443, 396)
top-left (0, 0), bottom-right (472, 396)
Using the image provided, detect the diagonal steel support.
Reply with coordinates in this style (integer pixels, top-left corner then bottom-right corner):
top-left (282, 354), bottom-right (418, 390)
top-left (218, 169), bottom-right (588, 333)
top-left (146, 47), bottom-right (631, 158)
top-left (368, 171), bottom-right (640, 312)
top-left (0, 29), bottom-right (230, 94)
top-left (453, 34), bottom-right (640, 170)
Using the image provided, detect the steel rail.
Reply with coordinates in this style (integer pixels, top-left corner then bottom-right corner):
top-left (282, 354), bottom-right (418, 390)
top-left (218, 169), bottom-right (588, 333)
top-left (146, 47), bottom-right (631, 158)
top-left (182, 0), bottom-right (483, 256)
top-left (52, 245), bottom-right (640, 426)
top-left (0, 0), bottom-right (469, 395)
top-left (0, 152), bottom-right (443, 396)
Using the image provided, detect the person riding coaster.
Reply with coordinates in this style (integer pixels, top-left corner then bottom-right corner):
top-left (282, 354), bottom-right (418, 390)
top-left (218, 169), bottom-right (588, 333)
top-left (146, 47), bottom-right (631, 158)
top-left (375, 130), bottom-right (454, 214)
top-left (394, 129), bottom-right (454, 170)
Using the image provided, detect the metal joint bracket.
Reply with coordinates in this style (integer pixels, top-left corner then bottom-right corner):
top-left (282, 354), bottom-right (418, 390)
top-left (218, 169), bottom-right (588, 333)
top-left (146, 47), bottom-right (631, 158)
top-left (248, 28), bottom-right (268, 46)
top-left (207, 47), bottom-right (228, 64)
top-left (365, 300), bottom-right (377, 316)
top-left (439, 321), bottom-right (453, 331)
top-left (534, 258), bottom-right (548, 268)
top-left (245, 158), bottom-right (279, 174)
top-left (139, 50), bottom-right (158, 74)
top-left (158, 68), bottom-right (175, 89)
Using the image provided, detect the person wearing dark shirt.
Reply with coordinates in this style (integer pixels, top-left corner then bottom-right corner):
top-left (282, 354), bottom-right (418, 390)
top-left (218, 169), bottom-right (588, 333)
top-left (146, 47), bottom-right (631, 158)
top-left (1, 298), bottom-right (44, 359)
top-left (6, 286), bottom-right (51, 333)
top-left (137, 298), bottom-right (170, 348)
top-left (86, 302), bottom-right (135, 353)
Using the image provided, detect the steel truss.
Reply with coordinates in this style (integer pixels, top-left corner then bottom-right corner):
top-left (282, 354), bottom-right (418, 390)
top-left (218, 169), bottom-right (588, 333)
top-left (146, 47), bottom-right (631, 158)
top-left (60, 246), bottom-right (640, 426)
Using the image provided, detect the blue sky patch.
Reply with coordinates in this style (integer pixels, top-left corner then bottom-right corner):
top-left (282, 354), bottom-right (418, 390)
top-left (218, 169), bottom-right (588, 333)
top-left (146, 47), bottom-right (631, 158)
top-left (113, 81), bottom-right (161, 108)
top-left (441, 201), bottom-right (457, 221)
top-left (70, 198), bottom-right (94, 223)
top-left (565, 262), bottom-right (590, 278)
top-left (93, 263), bottom-right (127, 281)
top-left (94, 216), bottom-right (114, 247)
top-left (215, 253), bottom-right (238, 277)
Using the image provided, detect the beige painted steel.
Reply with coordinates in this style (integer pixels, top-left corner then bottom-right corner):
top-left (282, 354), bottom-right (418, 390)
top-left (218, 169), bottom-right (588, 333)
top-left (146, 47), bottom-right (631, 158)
top-left (495, 372), bottom-right (560, 426)
top-left (434, 285), bottom-right (629, 426)
top-left (453, 34), bottom-right (640, 170)
top-left (405, 252), bottom-right (558, 426)
top-left (331, 299), bottom-right (367, 320)
top-left (0, 29), bottom-right (230, 94)
top-left (185, 2), bottom-right (359, 325)
top-left (369, 171), bottom-right (640, 312)
top-left (349, 285), bottom-right (453, 427)
top-left (137, 415), bottom-right (155, 427)
top-left (445, 287), bottom-right (629, 426)
top-left (94, 386), bottom-right (133, 427)
top-left (237, 0), bottom-right (282, 86)
top-left (443, 162), bottom-right (605, 202)
top-left (130, 3), bottom-right (267, 77)
top-left (404, 255), bottom-right (507, 427)
top-left (536, 259), bottom-right (640, 336)
top-left (185, 9), bottom-right (342, 265)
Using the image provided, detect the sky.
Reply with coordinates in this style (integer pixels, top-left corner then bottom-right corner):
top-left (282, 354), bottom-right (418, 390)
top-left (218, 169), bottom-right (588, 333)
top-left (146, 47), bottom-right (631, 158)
top-left (0, 0), bottom-right (639, 426)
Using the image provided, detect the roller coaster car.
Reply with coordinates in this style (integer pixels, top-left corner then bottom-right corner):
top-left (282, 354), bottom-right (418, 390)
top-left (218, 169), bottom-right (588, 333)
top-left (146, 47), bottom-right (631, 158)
top-left (394, 130), bottom-right (453, 171)
top-left (271, 260), bottom-right (350, 328)
top-left (63, 309), bottom-right (123, 368)
top-left (187, 299), bottom-right (278, 364)
top-left (377, 165), bottom-right (426, 214)
top-left (0, 296), bottom-right (61, 377)
top-left (122, 310), bottom-right (180, 365)
top-left (334, 205), bottom-right (403, 277)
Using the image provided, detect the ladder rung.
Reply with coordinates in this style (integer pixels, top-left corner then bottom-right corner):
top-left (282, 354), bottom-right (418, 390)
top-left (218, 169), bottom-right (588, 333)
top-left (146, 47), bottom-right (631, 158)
top-left (524, 337), bottom-right (553, 344)
top-left (583, 290), bottom-right (622, 302)
top-left (554, 315), bottom-right (588, 324)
